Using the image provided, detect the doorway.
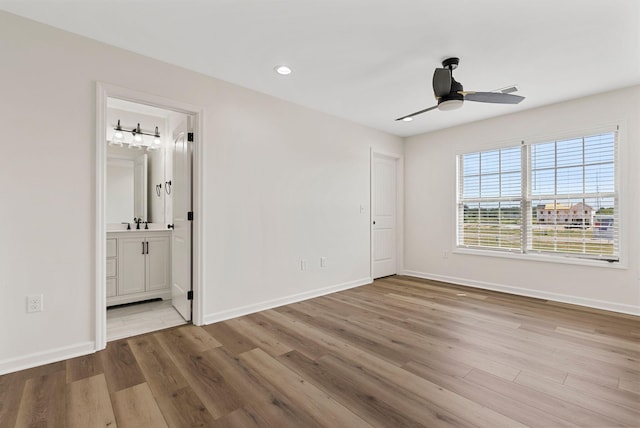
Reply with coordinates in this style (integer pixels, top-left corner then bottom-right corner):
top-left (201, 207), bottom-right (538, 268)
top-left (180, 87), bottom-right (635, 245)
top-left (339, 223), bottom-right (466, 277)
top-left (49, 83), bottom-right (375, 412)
top-left (371, 151), bottom-right (402, 279)
top-left (95, 83), bottom-right (203, 350)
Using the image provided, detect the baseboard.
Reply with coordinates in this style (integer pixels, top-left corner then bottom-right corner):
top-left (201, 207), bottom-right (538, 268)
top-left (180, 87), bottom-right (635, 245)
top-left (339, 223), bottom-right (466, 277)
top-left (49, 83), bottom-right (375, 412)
top-left (403, 270), bottom-right (640, 316)
top-left (0, 341), bottom-right (95, 376)
top-left (203, 276), bottom-right (373, 325)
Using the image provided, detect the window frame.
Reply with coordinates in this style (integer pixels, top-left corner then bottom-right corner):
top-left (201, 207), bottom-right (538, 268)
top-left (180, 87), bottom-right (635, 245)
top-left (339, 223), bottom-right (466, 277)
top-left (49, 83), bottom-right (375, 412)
top-left (456, 126), bottom-right (621, 265)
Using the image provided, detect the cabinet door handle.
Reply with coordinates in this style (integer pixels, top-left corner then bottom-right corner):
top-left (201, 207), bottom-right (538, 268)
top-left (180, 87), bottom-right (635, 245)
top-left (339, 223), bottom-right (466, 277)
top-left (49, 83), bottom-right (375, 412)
top-left (142, 242), bottom-right (145, 254)
top-left (145, 241), bottom-right (149, 254)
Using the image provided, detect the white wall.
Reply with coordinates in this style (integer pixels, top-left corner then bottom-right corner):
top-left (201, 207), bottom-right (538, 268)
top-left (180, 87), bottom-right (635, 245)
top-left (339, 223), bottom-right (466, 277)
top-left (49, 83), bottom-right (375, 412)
top-left (404, 86), bottom-right (640, 315)
top-left (0, 12), bottom-right (402, 373)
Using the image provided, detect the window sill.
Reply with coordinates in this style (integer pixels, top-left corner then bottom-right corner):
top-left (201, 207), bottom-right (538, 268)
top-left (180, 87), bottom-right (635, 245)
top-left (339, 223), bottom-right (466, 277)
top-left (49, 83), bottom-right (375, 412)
top-left (453, 247), bottom-right (626, 269)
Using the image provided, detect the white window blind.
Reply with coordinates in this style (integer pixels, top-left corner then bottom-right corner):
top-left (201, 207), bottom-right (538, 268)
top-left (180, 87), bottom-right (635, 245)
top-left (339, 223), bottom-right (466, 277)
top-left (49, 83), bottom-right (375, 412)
top-left (457, 129), bottom-right (619, 262)
top-left (458, 147), bottom-right (523, 252)
top-left (527, 131), bottom-right (618, 261)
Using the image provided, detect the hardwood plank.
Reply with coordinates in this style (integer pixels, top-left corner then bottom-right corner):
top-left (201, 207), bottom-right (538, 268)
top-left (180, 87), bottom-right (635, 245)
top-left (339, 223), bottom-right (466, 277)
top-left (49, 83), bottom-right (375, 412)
top-left (66, 352), bottom-right (104, 383)
top-left (155, 386), bottom-right (218, 427)
top-left (352, 350), bottom-right (526, 428)
top-left (225, 316), bottom-right (293, 356)
top-left (127, 334), bottom-right (188, 397)
top-left (156, 327), bottom-right (243, 419)
top-left (0, 371), bottom-right (26, 427)
top-left (201, 321), bottom-right (257, 354)
top-left (564, 373), bottom-right (640, 411)
top-left (515, 371), bottom-right (640, 427)
top-left (14, 370), bottom-right (66, 428)
top-left (619, 377), bottom-right (640, 394)
top-left (214, 406), bottom-right (269, 428)
top-left (464, 368), bottom-right (620, 427)
top-left (202, 346), bottom-right (321, 428)
top-left (403, 360), bottom-right (573, 428)
top-left (246, 312), bottom-right (328, 360)
top-left (66, 373), bottom-right (117, 428)
top-left (111, 382), bottom-right (168, 428)
top-left (240, 348), bottom-right (372, 427)
top-left (167, 324), bottom-right (222, 353)
top-left (280, 350), bottom-right (472, 427)
top-left (100, 338), bottom-right (146, 393)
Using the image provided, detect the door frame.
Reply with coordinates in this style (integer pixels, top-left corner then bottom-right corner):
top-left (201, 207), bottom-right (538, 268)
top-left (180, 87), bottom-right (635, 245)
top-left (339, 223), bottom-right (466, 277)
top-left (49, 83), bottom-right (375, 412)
top-left (95, 82), bottom-right (204, 350)
top-left (370, 149), bottom-right (404, 279)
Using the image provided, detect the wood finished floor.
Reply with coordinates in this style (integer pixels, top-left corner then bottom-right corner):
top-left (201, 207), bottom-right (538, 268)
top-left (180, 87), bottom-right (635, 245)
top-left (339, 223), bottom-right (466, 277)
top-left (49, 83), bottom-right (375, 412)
top-left (2, 275), bottom-right (639, 427)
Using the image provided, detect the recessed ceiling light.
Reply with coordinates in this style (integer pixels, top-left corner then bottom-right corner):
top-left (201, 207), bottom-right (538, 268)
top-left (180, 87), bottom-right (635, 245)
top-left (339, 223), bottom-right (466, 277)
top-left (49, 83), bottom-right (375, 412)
top-left (401, 117), bottom-right (413, 122)
top-left (274, 65), bottom-right (292, 75)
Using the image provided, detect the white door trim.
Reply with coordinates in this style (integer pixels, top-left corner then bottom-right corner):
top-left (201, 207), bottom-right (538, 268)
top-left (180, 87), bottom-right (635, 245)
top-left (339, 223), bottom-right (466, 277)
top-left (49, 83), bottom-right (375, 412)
top-left (95, 82), bottom-right (205, 351)
top-left (370, 149), bottom-right (404, 279)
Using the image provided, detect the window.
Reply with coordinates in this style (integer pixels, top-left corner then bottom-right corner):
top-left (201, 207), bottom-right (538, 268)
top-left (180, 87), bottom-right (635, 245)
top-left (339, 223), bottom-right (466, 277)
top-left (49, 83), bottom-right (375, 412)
top-left (458, 129), bottom-right (619, 262)
top-left (459, 147), bottom-right (522, 251)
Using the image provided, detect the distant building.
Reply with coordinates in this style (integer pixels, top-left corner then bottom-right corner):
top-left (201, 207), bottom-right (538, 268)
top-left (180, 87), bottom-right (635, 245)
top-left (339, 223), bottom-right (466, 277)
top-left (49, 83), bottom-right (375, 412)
top-left (536, 202), bottom-right (594, 226)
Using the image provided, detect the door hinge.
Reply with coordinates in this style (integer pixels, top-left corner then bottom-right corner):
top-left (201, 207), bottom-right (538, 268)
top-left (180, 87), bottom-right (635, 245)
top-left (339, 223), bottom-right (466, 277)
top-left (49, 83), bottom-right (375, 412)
top-left (187, 132), bottom-right (194, 142)
top-left (187, 290), bottom-right (193, 300)
top-left (187, 211), bottom-right (193, 221)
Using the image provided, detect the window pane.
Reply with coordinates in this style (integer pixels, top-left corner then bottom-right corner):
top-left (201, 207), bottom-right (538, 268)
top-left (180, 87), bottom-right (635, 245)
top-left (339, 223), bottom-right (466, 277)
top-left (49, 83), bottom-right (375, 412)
top-left (584, 133), bottom-right (615, 164)
top-left (463, 175), bottom-right (480, 198)
top-left (531, 142), bottom-right (555, 169)
top-left (501, 147), bottom-right (521, 172)
top-left (480, 174), bottom-right (500, 198)
top-left (501, 172), bottom-right (521, 197)
top-left (531, 169), bottom-right (556, 195)
top-left (585, 164), bottom-right (614, 193)
top-left (461, 201), bottom-right (521, 250)
top-left (556, 166), bottom-right (584, 194)
top-left (480, 150), bottom-right (499, 174)
top-left (463, 152), bottom-right (479, 176)
top-left (556, 138), bottom-right (583, 167)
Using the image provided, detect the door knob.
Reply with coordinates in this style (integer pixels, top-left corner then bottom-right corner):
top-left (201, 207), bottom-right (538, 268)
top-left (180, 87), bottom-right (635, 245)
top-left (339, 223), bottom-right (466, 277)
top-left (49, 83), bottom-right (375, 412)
top-left (373, 221), bottom-right (376, 225)
top-left (167, 224), bottom-right (174, 229)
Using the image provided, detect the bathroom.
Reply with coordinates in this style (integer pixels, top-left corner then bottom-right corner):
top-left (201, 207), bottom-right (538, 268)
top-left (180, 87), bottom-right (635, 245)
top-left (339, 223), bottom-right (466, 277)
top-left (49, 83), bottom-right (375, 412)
top-left (104, 98), bottom-right (192, 340)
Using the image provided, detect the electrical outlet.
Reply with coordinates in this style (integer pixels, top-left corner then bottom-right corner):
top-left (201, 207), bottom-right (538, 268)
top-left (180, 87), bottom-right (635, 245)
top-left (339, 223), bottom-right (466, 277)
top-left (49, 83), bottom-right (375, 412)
top-left (320, 257), bottom-right (327, 268)
top-left (27, 295), bottom-right (43, 313)
top-left (300, 259), bottom-right (307, 271)
top-left (442, 251), bottom-right (449, 259)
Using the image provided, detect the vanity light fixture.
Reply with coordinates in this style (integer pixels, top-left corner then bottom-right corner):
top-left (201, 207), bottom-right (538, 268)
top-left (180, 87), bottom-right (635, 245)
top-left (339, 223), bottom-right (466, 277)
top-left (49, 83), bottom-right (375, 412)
top-left (109, 120), bottom-right (162, 151)
top-left (274, 65), bottom-right (292, 75)
top-left (109, 120), bottom-right (125, 146)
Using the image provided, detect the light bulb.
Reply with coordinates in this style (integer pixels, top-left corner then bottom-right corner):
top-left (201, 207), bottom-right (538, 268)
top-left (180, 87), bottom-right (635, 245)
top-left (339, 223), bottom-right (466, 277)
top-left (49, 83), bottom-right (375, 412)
top-left (274, 65), bottom-right (292, 75)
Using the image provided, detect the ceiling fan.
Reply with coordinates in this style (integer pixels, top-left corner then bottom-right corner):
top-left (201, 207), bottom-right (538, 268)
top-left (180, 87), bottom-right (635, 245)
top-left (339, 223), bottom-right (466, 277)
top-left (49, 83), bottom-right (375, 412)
top-left (396, 57), bottom-right (525, 121)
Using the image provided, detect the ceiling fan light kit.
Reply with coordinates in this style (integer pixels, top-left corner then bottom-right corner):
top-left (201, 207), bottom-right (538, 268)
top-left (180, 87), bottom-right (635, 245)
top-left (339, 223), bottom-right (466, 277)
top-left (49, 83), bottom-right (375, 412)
top-left (396, 57), bottom-right (525, 121)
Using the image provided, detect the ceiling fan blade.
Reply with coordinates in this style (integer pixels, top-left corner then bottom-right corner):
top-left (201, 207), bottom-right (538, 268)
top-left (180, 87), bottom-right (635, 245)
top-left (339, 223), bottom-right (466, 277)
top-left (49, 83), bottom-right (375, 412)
top-left (432, 68), bottom-right (451, 97)
top-left (395, 105), bottom-right (438, 121)
top-left (463, 91), bottom-right (525, 104)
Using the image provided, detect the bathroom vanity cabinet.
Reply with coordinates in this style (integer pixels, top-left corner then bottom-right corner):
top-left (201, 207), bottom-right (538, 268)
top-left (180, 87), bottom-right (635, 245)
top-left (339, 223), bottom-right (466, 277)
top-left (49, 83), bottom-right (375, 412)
top-left (106, 230), bottom-right (171, 306)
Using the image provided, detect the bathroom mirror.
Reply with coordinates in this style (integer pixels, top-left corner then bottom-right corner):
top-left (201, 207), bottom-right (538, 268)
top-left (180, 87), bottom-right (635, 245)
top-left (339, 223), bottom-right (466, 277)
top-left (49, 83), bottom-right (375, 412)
top-left (106, 99), bottom-right (173, 229)
top-left (106, 151), bottom-right (148, 224)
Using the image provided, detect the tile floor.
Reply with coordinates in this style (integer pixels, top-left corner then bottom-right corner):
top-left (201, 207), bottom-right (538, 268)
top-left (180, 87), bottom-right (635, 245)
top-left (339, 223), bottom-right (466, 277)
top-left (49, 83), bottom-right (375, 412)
top-left (106, 299), bottom-right (187, 341)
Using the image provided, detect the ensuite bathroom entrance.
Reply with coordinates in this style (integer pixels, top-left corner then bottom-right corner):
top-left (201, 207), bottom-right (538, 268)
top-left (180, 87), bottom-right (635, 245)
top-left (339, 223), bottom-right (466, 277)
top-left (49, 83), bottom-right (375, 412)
top-left (103, 96), bottom-right (194, 341)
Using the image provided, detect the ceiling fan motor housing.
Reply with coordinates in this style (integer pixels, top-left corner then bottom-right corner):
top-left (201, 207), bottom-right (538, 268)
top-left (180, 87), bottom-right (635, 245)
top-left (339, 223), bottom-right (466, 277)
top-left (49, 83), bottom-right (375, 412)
top-left (438, 78), bottom-right (464, 107)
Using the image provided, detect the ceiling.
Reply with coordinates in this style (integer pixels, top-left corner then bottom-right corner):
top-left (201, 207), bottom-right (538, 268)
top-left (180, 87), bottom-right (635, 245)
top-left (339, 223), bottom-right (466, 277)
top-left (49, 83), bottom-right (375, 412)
top-left (2, 0), bottom-right (639, 137)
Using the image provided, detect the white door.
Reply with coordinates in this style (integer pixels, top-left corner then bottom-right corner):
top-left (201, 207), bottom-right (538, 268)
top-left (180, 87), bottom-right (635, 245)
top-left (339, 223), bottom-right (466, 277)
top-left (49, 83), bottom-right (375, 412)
top-left (171, 126), bottom-right (192, 321)
top-left (372, 153), bottom-right (397, 279)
